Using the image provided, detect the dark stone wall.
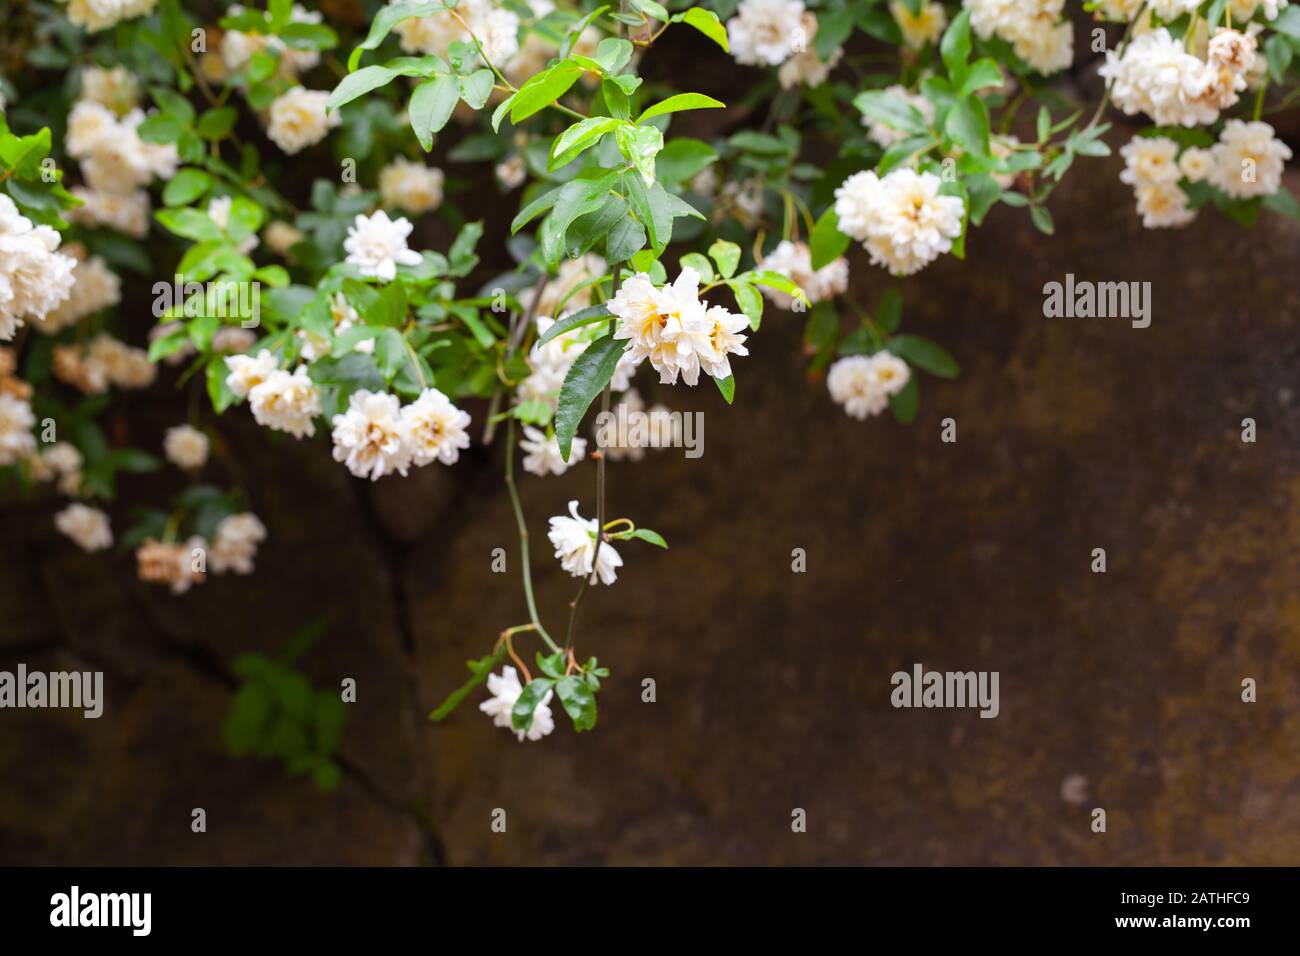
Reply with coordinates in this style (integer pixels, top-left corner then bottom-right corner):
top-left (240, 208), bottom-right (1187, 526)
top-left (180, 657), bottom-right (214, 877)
top-left (4, 145), bottom-right (1297, 865)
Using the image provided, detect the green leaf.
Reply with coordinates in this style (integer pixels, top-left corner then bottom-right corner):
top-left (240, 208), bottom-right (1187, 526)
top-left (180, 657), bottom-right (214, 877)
top-left (731, 280), bottom-right (763, 330)
top-left (809, 208), bottom-right (850, 270)
top-left (945, 96), bottom-right (990, 158)
top-left (888, 334), bottom-right (958, 379)
top-left (536, 305), bottom-right (612, 347)
top-left (890, 375), bottom-right (919, 424)
top-left (327, 65), bottom-right (398, 112)
top-left (459, 69), bottom-right (494, 110)
top-left (409, 74), bottom-right (460, 150)
top-left (510, 61), bottom-right (584, 124)
top-left (679, 252), bottom-right (714, 284)
top-left (708, 239), bottom-right (741, 279)
top-left (714, 373), bottom-right (735, 404)
top-left (554, 334), bottom-right (626, 461)
top-left (940, 9), bottom-right (972, 83)
top-left (630, 527), bottom-right (667, 548)
top-left (162, 168), bottom-right (212, 207)
top-left (655, 138), bottom-right (716, 185)
top-left (511, 183), bottom-right (563, 233)
top-left (541, 169), bottom-right (621, 261)
top-left (876, 288), bottom-right (903, 334)
top-left (511, 677), bottom-right (555, 733)
top-left (156, 207), bottom-right (223, 241)
top-left (675, 8), bottom-right (728, 51)
top-left (551, 116), bottom-right (622, 171)
top-left (959, 58), bottom-right (1003, 98)
top-left (554, 675), bottom-right (597, 731)
top-left (636, 92), bottom-right (725, 124)
top-left (1029, 204), bottom-right (1054, 235)
top-left (595, 37), bottom-right (634, 73)
top-left (347, 1), bottom-right (445, 71)
top-left (196, 107), bottom-right (238, 140)
top-left (625, 175), bottom-right (672, 255)
top-left (616, 123), bottom-right (663, 186)
top-left (853, 90), bottom-right (929, 136)
top-left (605, 217), bottom-right (646, 263)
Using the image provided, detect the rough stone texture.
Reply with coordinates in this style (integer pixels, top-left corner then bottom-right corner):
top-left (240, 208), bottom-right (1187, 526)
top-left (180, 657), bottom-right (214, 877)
top-left (3, 35), bottom-right (1300, 864)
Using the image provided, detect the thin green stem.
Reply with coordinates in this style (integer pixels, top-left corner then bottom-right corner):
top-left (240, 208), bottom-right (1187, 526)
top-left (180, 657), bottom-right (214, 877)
top-left (505, 416), bottom-right (559, 653)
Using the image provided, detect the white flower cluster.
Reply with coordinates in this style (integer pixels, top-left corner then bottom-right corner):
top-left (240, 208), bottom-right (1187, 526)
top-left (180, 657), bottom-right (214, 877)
top-left (391, 0), bottom-right (520, 65)
top-left (964, 0), bottom-right (1073, 75)
top-left (66, 99), bottom-right (179, 197)
top-left (834, 168), bottom-right (965, 276)
top-left (480, 665), bottom-right (554, 742)
top-left (225, 350), bottom-right (321, 438)
top-left (344, 210), bottom-right (423, 281)
top-left (53, 334), bottom-right (154, 393)
top-left (163, 424), bottom-right (209, 470)
top-left (32, 442), bottom-right (85, 496)
top-left (379, 159), bottom-right (445, 215)
top-left (80, 65), bottom-right (140, 115)
top-left (0, 393), bottom-right (37, 467)
top-left (608, 268), bottom-right (750, 387)
top-left (209, 513), bottom-right (267, 575)
top-left (777, 13), bottom-right (844, 89)
top-left (547, 499), bottom-right (623, 585)
top-left (727, 0), bottom-right (807, 66)
top-left (0, 196), bottom-right (76, 341)
top-left (298, 292), bottom-right (374, 362)
top-left (826, 352), bottom-right (911, 420)
top-left (1099, 27), bottom-right (1257, 128)
top-left (267, 87), bottom-right (340, 155)
top-left (33, 244), bottom-right (121, 336)
top-left (757, 240), bottom-right (849, 310)
top-left (54, 503), bottom-right (113, 552)
top-left (1118, 119), bottom-right (1291, 228)
top-left (64, 0), bottom-right (156, 33)
top-left (597, 388), bottom-right (681, 463)
top-left (331, 387), bottom-right (471, 481)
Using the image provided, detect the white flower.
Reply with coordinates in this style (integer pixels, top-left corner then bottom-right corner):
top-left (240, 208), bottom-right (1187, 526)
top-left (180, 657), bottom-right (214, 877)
top-left (264, 220), bottom-right (305, 257)
top-left (221, 4), bottom-right (323, 77)
top-left (225, 349), bottom-right (280, 399)
top-left (54, 503), bottom-right (113, 552)
top-left (344, 210), bottom-right (423, 281)
top-left (758, 240), bottom-right (849, 309)
top-left (891, 0), bottom-right (947, 49)
top-left (833, 168), bottom-right (965, 276)
top-left (964, 0), bottom-right (1072, 74)
top-left (81, 65), bottom-right (140, 114)
top-left (66, 0), bottom-right (157, 32)
top-left (518, 255), bottom-right (607, 318)
top-left (520, 425), bottom-right (586, 476)
top-left (1119, 135), bottom-right (1182, 187)
top-left (331, 389), bottom-right (413, 480)
top-left (163, 424), bottom-right (209, 469)
top-left (1227, 0), bottom-right (1289, 21)
top-left (0, 195), bottom-right (77, 341)
top-left (249, 366), bottom-right (320, 438)
top-left (1134, 181), bottom-right (1197, 228)
top-left (727, 0), bottom-right (806, 66)
top-left (266, 87), bottom-right (339, 155)
top-left (1208, 27), bottom-right (1257, 75)
top-left (1099, 28), bottom-right (1223, 127)
top-left (209, 513), bottom-right (267, 575)
top-left (827, 352), bottom-right (911, 420)
top-left (67, 187), bottom-right (151, 238)
top-left (479, 666), bottom-right (555, 742)
top-left (863, 85), bottom-right (935, 149)
top-left (379, 158), bottom-right (445, 214)
top-left (1209, 119), bottom-right (1291, 198)
top-left (1148, 0), bottom-right (1202, 18)
top-left (495, 155), bottom-right (527, 189)
top-left (698, 306), bottom-right (750, 380)
top-left (777, 13), bottom-right (843, 89)
top-left (1096, 0), bottom-right (1144, 19)
top-left (41, 442), bottom-right (84, 489)
top-left (547, 500), bottom-right (623, 585)
top-left (401, 387), bottom-right (471, 466)
top-left (170, 535), bottom-right (209, 594)
top-left (0, 394), bottom-right (36, 465)
top-left (609, 269), bottom-right (705, 386)
top-left (67, 104), bottom-right (178, 195)
top-left (1178, 146), bottom-right (1215, 182)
